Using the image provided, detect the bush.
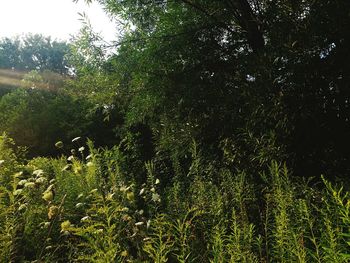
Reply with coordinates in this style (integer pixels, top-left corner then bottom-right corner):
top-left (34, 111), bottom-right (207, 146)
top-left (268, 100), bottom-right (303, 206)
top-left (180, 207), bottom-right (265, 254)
top-left (0, 137), bottom-right (349, 262)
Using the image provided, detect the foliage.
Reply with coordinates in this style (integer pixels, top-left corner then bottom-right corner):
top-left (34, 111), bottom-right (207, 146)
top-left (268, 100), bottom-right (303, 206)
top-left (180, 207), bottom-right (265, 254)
top-left (80, 0), bottom-right (350, 178)
top-left (0, 0), bottom-right (350, 262)
top-left (0, 88), bottom-right (117, 157)
top-left (0, 34), bottom-right (70, 74)
top-left (0, 138), bottom-right (349, 262)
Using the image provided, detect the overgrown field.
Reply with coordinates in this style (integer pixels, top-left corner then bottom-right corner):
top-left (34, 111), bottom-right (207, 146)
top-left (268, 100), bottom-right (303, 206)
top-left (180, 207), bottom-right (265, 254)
top-left (0, 134), bottom-right (349, 262)
top-left (1, 0), bottom-right (350, 262)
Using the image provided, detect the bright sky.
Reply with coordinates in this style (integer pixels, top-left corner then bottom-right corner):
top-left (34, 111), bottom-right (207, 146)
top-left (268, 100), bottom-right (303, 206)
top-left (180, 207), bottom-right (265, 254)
top-left (0, 0), bottom-right (118, 42)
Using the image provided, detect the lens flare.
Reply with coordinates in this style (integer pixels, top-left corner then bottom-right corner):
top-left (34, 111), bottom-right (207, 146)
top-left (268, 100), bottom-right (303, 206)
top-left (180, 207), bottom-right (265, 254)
top-left (0, 69), bottom-right (25, 87)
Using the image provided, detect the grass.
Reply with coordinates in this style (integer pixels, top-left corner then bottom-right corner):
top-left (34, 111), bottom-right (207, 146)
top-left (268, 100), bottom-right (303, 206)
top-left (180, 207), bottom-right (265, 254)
top-left (0, 134), bottom-right (349, 262)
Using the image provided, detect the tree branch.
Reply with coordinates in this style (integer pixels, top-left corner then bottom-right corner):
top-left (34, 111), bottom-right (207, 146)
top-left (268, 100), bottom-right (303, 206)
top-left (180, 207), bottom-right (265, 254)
top-left (231, 0), bottom-right (265, 52)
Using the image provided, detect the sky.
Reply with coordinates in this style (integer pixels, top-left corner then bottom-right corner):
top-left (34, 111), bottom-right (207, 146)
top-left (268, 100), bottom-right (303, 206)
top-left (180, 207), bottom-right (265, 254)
top-left (0, 0), bottom-right (118, 42)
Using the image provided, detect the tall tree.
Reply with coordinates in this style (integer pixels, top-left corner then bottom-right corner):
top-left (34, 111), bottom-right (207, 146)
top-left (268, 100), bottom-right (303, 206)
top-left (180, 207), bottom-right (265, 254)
top-left (0, 34), bottom-right (70, 74)
top-left (73, 0), bottom-right (350, 177)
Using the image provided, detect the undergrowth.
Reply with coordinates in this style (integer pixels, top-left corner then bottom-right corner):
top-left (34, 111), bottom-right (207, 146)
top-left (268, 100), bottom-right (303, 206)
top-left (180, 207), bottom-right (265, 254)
top-left (0, 135), bottom-right (349, 262)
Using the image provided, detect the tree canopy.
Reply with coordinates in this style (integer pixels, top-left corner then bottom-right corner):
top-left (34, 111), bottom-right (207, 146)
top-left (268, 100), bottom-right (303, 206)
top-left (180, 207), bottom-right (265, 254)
top-left (72, 0), bottom-right (350, 177)
top-left (0, 34), bottom-right (70, 74)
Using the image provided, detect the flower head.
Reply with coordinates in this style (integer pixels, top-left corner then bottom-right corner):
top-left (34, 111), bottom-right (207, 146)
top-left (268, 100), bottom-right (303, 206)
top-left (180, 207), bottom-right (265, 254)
top-left (42, 190), bottom-right (54, 202)
top-left (61, 220), bottom-right (71, 232)
top-left (72, 137), bottom-right (81, 142)
top-left (152, 193), bottom-right (161, 203)
top-left (55, 141), bottom-right (64, 149)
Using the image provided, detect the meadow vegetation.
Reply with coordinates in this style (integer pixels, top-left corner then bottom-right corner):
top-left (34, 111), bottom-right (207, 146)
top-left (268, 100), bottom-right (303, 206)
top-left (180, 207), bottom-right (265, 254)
top-left (0, 135), bottom-right (349, 262)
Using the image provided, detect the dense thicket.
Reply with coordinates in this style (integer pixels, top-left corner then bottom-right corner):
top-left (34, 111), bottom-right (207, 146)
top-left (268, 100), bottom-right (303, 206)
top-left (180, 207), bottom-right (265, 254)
top-left (91, 0), bottom-right (350, 178)
top-left (0, 88), bottom-right (121, 157)
top-left (0, 0), bottom-right (350, 262)
top-left (0, 34), bottom-right (119, 156)
top-left (0, 135), bottom-right (349, 262)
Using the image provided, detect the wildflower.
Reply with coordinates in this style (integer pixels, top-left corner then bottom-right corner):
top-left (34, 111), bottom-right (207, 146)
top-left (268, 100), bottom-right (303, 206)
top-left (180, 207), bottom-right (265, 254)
top-left (152, 193), bottom-right (161, 203)
top-left (36, 177), bottom-right (47, 184)
top-left (86, 161), bottom-right (93, 167)
top-left (75, 203), bottom-right (84, 208)
top-left (151, 187), bottom-right (155, 193)
top-left (135, 221), bottom-right (144, 226)
top-left (81, 216), bottom-right (91, 222)
top-left (48, 206), bottom-right (59, 220)
top-left (33, 169), bottom-right (44, 176)
top-left (120, 186), bottom-right (128, 192)
top-left (18, 179), bottom-right (28, 186)
top-left (42, 222), bottom-right (51, 228)
top-left (61, 220), bottom-right (71, 232)
top-left (24, 182), bottom-right (35, 188)
top-left (61, 164), bottom-right (71, 171)
top-left (86, 154), bottom-right (93, 160)
top-left (155, 178), bottom-right (160, 185)
top-left (73, 165), bottom-right (82, 174)
top-left (18, 203), bottom-right (27, 211)
top-left (42, 191), bottom-right (54, 202)
top-left (13, 172), bottom-right (23, 178)
top-left (127, 192), bottom-right (134, 201)
top-left (71, 137), bottom-right (81, 142)
top-left (0, 160), bottom-right (4, 165)
top-left (121, 250), bottom-right (128, 257)
top-left (122, 215), bottom-right (132, 221)
top-left (46, 184), bottom-right (55, 192)
top-left (94, 229), bottom-right (104, 234)
top-left (106, 192), bottom-right (115, 200)
top-left (49, 179), bottom-right (56, 184)
top-left (89, 189), bottom-right (98, 195)
top-left (13, 189), bottom-right (23, 196)
top-left (67, 156), bottom-right (74, 161)
top-left (78, 146), bottom-right (85, 152)
top-left (139, 188), bottom-right (145, 195)
top-left (55, 141), bottom-right (64, 149)
top-left (138, 209), bottom-right (144, 215)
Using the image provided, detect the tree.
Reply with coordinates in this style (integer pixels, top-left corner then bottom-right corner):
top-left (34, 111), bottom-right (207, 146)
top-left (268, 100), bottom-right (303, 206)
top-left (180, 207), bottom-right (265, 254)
top-left (71, 0), bottom-right (350, 178)
top-left (0, 34), bottom-right (70, 74)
